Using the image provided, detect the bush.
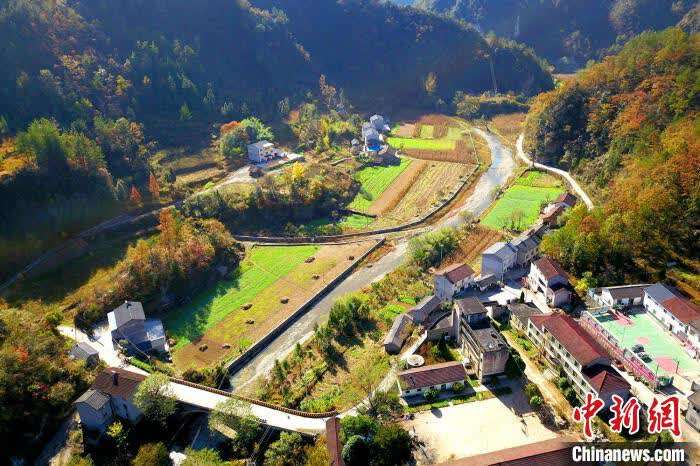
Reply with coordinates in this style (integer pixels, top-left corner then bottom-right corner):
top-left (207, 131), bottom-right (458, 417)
top-left (524, 382), bottom-right (542, 400)
top-left (452, 382), bottom-right (464, 393)
top-left (132, 442), bottom-right (169, 466)
top-left (529, 395), bottom-right (543, 409)
top-left (408, 227), bottom-right (458, 269)
top-left (424, 388), bottom-right (440, 402)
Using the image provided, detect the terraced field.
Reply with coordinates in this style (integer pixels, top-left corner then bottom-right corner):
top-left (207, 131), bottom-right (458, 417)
top-left (347, 157), bottom-right (412, 211)
top-left (481, 171), bottom-right (564, 232)
top-left (170, 242), bottom-right (377, 369)
top-left (386, 114), bottom-right (481, 164)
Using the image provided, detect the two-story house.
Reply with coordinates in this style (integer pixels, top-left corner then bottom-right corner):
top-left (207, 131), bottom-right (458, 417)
top-left (75, 368), bottom-right (146, 441)
top-left (480, 242), bottom-right (517, 281)
top-left (527, 257), bottom-right (571, 307)
top-left (108, 301), bottom-right (167, 355)
top-left (433, 263), bottom-right (475, 301)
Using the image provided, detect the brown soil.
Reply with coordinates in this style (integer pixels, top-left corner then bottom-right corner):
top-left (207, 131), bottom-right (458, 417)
top-left (368, 159), bottom-right (428, 216)
top-left (394, 123), bottom-right (415, 138)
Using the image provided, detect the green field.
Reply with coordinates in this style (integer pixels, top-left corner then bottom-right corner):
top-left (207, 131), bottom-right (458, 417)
top-left (165, 245), bottom-right (318, 348)
top-left (348, 157), bottom-right (412, 211)
top-left (386, 137), bottom-right (455, 151)
top-left (481, 172), bottom-right (564, 231)
top-left (420, 124), bottom-right (434, 138)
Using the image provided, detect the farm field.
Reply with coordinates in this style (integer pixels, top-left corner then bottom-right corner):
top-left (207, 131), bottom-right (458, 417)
top-left (154, 146), bottom-right (226, 190)
top-left (347, 157), bottom-right (412, 211)
top-left (372, 161), bottom-right (477, 227)
top-left (481, 171), bottom-right (564, 232)
top-left (387, 114), bottom-right (482, 164)
top-left (169, 241), bottom-right (377, 370)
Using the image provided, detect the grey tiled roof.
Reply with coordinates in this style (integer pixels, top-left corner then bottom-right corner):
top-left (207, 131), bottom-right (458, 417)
top-left (75, 388), bottom-right (109, 410)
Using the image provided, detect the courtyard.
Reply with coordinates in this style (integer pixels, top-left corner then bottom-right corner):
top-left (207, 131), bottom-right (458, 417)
top-left (403, 379), bottom-right (558, 464)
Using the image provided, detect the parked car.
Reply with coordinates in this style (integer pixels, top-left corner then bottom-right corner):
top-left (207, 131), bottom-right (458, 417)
top-left (639, 352), bottom-right (652, 362)
top-left (631, 344), bottom-right (645, 354)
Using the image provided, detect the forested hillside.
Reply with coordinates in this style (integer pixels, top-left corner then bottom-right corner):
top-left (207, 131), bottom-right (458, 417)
top-left (525, 28), bottom-right (699, 284)
top-left (412, 0), bottom-right (694, 70)
top-left (0, 0), bottom-right (553, 278)
top-left (257, 0), bottom-right (553, 106)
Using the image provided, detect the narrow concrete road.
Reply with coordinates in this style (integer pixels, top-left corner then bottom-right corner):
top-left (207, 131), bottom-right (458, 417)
top-left (57, 324), bottom-right (148, 375)
top-left (229, 129), bottom-right (516, 390)
top-left (516, 134), bottom-right (594, 210)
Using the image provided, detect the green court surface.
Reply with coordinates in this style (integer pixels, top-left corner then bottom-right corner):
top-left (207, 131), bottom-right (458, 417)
top-left (594, 310), bottom-right (700, 376)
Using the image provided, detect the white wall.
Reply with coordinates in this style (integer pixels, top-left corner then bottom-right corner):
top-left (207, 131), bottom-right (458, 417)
top-left (644, 295), bottom-right (687, 335)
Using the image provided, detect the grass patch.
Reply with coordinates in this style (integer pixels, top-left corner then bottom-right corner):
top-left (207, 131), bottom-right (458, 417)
top-left (348, 158), bottom-right (412, 211)
top-left (481, 176), bottom-right (564, 232)
top-left (386, 137), bottom-right (455, 151)
top-left (165, 245), bottom-right (317, 348)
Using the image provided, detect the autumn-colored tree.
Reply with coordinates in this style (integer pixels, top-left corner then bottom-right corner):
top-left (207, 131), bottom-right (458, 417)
top-left (424, 72), bottom-right (438, 96)
top-left (129, 185), bottom-right (142, 206)
top-left (148, 173), bottom-right (160, 199)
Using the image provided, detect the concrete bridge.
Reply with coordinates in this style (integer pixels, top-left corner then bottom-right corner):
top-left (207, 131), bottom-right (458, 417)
top-left (167, 377), bottom-right (333, 434)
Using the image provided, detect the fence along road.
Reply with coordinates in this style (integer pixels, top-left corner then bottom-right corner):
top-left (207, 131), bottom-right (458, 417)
top-left (516, 133), bottom-right (594, 210)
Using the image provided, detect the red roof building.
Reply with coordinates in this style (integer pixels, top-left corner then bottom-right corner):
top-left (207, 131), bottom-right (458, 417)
top-left (434, 263), bottom-right (475, 284)
top-left (438, 438), bottom-right (580, 466)
top-left (397, 361), bottom-right (467, 396)
top-left (528, 313), bottom-right (629, 403)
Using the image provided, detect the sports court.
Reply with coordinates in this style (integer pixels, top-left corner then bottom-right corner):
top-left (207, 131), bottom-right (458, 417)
top-left (593, 309), bottom-right (700, 376)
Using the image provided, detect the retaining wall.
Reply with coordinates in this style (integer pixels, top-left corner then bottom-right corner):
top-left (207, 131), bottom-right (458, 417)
top-left (233, 165), bottom-right (478, 244)
top-left (224, 238), bottom-right (386, 376)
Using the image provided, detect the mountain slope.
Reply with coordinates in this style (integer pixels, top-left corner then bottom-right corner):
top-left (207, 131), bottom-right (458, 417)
top-left (256, 0), bottom-right (552, 107)
top-left (413, 0), bottom-right (694, 71)
top-left (525, 28), bottom-right (699, 283)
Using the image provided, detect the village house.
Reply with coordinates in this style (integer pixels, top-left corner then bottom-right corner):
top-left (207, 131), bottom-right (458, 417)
top-left (69, 342), bottom-right (100, 367)
top-left (540, 193), bottom-right (577, 226)
top-left (643, 283), bottom-right (700, 346)
top-left (507, 302), bottom-right (544, 333)
top-left (439, 438), bottom-right (576, 466)
top-left (361, 122), bottom-right (381, 152)
top-left (453, 298), bottom-right (509, 381)
top-left (686, 384), bottom-right (700, 432)
top-left (433, 262), bottom-right (475, 301)
top-left (590, 284), bottom-right (649, 308)
top-left (406, 294), bottom-right (442, 324)
top-left (480, 242), bottom-right (517, 281)
top-left (510, 232), bottom-right (540, 266)
top-left (528, 313), bottom-right (630, 405)
top-left (75, 367), bottom-right (146, 440)
top-left (526, 257), bottom-right (571, 307)
top-left (397, 361), bottom-right (467, 398)
top-left (108, 301), bottom-right (167, 355)
top-left (247, 140), bottom-right (281, 163)
top-left (370, 114), bottom-right (390, 132)
top-left (383, 313), bottom-right (414, 354)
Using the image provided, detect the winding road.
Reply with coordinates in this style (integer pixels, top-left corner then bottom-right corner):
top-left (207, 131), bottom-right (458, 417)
top-left (228, 128), bottom-right (516, 390)
top-left (516, 133), bottom-right (593, 210)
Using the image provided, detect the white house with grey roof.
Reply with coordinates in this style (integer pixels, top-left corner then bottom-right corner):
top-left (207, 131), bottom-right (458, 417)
top-left (370, 114), bottom-right (390, 132)
top-left (592, 284), bottom-right (650, 308)
top-left (480, 242), bottom-right (517, 281)
top-left (69, 342), bottom-right (99, 367)
top-left (108, 301), bottom-right (167, 355)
